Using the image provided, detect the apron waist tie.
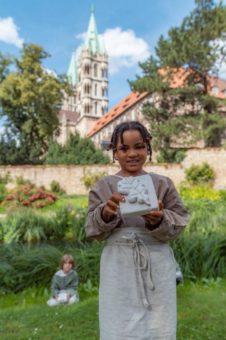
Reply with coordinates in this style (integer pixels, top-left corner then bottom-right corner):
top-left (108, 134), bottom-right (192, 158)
top-left (107, 231), bottom-right (155, 309)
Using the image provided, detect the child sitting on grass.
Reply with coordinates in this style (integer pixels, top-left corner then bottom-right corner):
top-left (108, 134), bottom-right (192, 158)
top-left (47, 254), bottom-right (79, 306)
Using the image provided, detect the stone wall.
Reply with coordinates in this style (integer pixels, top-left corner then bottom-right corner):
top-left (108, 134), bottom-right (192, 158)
top-left (0, 148), bottom-right (225, 195)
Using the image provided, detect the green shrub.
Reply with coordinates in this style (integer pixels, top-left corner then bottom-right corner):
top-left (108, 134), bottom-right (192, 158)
top-left (0, 244), bottom-right (62, 292)
top-left (172, 234), bottom-right (226, 280)
top-left (2, 206), bottom-right (88, 244)
top-left (2, 208), bottom-right (69, 244)
top-left (157, 149), bottom-right (186, 163)
top-left (82, 171), bottom-right (106, 189)
top-left (46, 133), bottom-right (110, 165)
top-left (0, 173), bottom-right (10, 203)
top-left (0, 242), bottom-right (103, 293)
top-left (179, 184), bottom-right (221, 201)
top-left (0, 172), bottom-right (11, 185)
top-left (50, 180), bottom-right (65, 195)
top-left (172, 198), bottom-right (226, 280)
top-left (185, 162), bottom-right (215, 184)
top-left (3, 209), bottom-right (54, 244)
top-left (15, 176), bottom-right (33, 186)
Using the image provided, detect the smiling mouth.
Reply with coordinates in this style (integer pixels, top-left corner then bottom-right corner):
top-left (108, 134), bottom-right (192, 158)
top-left (126, 160), bottom-right (139, 164)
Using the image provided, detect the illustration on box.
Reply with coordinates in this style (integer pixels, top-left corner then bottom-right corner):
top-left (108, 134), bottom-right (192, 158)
top-left (117, 174), bottom-right (159, 217)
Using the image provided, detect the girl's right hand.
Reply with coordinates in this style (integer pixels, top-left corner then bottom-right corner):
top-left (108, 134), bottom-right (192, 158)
top-left (101, 193), bottom-right (125, 222)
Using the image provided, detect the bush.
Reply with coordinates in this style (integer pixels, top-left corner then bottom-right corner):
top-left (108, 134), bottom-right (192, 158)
top-left (3, 209), bottom-right (57, 244)
top-left (0, 173), bottom-right (11, 203)
top-left (157, 149), bottom-right (186, 163)
top-left (82, 171), bottom-right (106, 189)
top-left (179, 184), bottom-right (222, 201)
top-left (0, 242), bottom-right (103, 293)
top-left (185, 162), bottom-right (215, 184)
top-left (2, 205), bottom-right (88, 244)
top-left (1, 183), bottom-right (57, 210)
top-left (50, 180), bottom-right (65, 195)
top-left (0, 244), bottom-right (62, 292)
top-left (46, 133), bottom-right (110, 165)
top-left (15, 176), bottom-right (33, 186)
top-left (172, 197), bottom-right (226, 280)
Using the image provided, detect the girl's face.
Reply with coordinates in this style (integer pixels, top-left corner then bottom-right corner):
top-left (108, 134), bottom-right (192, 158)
top-left (63, 261), bottom-right (73, 273)
top-left (114, 129), bottom-right (148, 176)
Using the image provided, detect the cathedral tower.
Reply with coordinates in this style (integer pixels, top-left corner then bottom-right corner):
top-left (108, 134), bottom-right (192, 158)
top-left (62, 8), bottom-right (109, 137)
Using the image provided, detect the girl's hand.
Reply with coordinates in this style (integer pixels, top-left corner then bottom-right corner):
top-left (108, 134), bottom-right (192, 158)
top-left (143, 201), bottom-right (164, 227)
top-left (102, 192), bottom-right (125, 222)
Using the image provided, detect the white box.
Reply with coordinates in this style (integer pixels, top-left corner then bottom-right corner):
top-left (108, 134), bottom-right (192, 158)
top-left (118, 174), bottom-right (159, 217)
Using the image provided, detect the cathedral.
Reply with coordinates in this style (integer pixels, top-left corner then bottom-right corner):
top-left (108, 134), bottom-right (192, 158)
top-left (58, 9), bottom-right (109, 144)
top-left (58, 10), bottom-right (226, 147)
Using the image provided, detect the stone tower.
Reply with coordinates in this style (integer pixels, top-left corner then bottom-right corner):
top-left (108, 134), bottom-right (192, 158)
top-left (62, 8), bottom-right (109, 138)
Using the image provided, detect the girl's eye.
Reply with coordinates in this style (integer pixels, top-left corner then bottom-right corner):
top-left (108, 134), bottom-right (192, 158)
top-left (118, 146), bottom-right (128, 152)
top-left (135, 144), bottom-right (145, 149)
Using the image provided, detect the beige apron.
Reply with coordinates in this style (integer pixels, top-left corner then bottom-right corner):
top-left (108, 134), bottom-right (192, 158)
top-left (99, 227), bottom-right (177, 340)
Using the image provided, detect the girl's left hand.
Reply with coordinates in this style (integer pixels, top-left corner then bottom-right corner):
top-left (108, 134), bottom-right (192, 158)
top-left (143, 200), bottom-right (164, 226)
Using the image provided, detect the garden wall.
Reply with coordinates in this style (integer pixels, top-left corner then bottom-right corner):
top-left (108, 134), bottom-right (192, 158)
top-left (0, 148), bottom-right (225, 194)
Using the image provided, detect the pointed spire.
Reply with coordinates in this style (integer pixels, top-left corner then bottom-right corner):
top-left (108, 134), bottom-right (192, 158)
top-left (84, 8), bottom-right (106, 55)
top-left (90, 4), bottom-right (95, 14)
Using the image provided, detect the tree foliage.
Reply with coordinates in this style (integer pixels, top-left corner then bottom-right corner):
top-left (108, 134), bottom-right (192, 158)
top-left (0, 44), bottom-right (71, 164)
top-left (130, 0), bottom-right (226, 161)
top-left (45, 133), bottom-right (110, 165)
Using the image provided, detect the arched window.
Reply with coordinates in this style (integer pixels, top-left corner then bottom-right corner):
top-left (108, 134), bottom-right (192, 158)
top-left (84, 65), bottom-right (90, 75)
top-left (95, 84), bottom-right (98, 96)
top-left (101, 68), bottom-right (108, 78)
top-left (84, 85), bottom-right (90, 94)
top-left (85, 105), bottom-right (90, 114)
top-left (95, 102), bottom-right (98, 115)
top-left (94, 64), bottom-right (97, 77)
top-left (102, 87), bottom-right (108, 97)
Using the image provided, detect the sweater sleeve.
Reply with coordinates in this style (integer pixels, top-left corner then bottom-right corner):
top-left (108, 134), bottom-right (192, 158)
top-left (51, 273), bottom-right (60, 297)
top-left (85, 178), bottom-right (122, 240)
top-left (145, 177), bottom-right (188, 242)
top-left (66, 271), bottom-right (79, 296)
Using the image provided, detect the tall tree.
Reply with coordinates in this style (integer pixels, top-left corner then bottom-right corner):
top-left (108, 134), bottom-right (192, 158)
top-left (130, 0), bottom-right (226, 162)
top-left (0, 44), bottom-right (71, 164)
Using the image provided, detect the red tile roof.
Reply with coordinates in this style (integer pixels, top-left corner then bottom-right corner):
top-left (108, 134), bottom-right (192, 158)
top-left (86, 91), bottom-right (149, 137)
top-left (159, 67), bottom-right (226, 98)
top-left (87, 68), bottom-right (226, 138)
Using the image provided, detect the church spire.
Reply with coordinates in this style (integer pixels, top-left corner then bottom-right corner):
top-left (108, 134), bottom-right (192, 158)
top-left (84, 6), bottom-right (106, 55)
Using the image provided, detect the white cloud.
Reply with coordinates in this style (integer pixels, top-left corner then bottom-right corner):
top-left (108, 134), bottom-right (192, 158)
top-left (76, 27), bottom-right (150, 74)
top-left (0, 17), bottom-right (24, 48)
top-left (43, 67), bottom-right (57, 77)
top-left (102, 27), bottom-right (150, 74)
top-left (211, 38), bottom-right (226, 79)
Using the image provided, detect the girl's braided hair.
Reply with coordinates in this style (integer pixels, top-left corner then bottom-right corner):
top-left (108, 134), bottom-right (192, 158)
top-left (110, 121), bottom-right (152, 162)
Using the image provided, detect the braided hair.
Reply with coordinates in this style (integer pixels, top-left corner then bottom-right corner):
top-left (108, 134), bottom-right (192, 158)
top-left (110, 121), bottom-right (152, 162)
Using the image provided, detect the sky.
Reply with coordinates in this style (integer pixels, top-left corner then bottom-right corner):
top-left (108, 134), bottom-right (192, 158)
top-left (0, 0), bottom-right (226, 113)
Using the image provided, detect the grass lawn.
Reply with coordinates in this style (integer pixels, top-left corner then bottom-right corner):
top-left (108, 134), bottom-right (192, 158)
top-left (40, 195), bottom-right (88, 213)
top-left (0, 280), bottom-right (225, 340)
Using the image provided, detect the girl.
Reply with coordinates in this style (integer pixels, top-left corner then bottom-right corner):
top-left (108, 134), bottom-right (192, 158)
top-left (85, 121), bottom-right (188, 340)
top-left (47, 254), bottom-right (79, 306)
